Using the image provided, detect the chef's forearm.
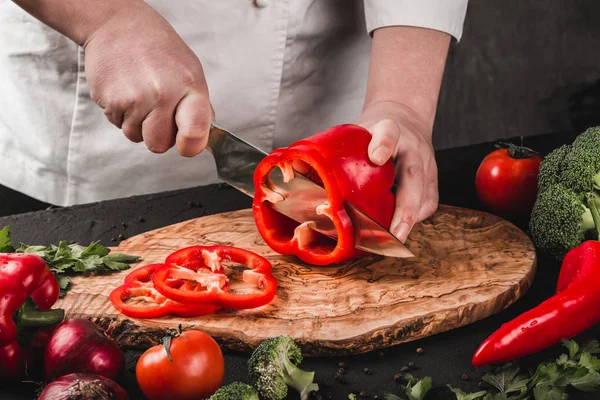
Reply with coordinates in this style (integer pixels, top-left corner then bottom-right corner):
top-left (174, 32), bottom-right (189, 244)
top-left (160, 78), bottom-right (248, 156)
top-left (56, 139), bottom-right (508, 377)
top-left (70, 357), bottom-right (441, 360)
top-left (11, 0), bottom-right (144, 46)
top-left (363, 26), bottom-right (451, 133)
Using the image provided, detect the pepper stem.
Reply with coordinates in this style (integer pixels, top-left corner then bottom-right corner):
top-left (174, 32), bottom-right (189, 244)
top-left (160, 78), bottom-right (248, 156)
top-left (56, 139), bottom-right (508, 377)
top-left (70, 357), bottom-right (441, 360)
top-left (14, 298), bottom-right (64, 330)
top-left (586, 193), bottom-right (600, 239)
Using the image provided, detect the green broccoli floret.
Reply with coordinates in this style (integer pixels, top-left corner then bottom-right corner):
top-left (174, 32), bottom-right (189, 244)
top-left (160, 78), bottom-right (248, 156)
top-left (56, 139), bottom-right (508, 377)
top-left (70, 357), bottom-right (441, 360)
top-left (537, 126), bottom-right (600, 195)
top-left (248, 336), bottom-right (319, 400)
top-left (560, 128), bottom-right (600, 194)
top-left (529, 183), bottom-right (600, 259)
top-left (537, 144), bottom-right (570, 192)
top-left (530, 125), bottom-right (600, 258)
top-left (209, 382), bottom-right (259, 400)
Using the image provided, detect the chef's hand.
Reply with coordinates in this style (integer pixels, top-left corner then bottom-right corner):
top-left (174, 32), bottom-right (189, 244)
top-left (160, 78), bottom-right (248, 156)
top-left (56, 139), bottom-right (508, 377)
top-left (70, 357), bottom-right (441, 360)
top-left (355, 101), bottom-right (438, 243)
top-left (83, 2), bottom-right (212, 157)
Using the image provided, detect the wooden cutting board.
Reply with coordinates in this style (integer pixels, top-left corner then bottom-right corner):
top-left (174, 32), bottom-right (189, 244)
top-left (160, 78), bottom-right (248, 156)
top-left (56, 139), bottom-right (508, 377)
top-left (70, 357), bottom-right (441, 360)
top-left (55, 205), bottom-right (537, 357)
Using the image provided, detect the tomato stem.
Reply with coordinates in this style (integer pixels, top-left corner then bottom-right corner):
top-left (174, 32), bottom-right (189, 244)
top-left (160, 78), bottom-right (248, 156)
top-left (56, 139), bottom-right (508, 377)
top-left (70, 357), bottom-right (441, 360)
top-left (495, 141), bottom-right (539, 159)
top-left (161, 325), bottom-right (183, 364)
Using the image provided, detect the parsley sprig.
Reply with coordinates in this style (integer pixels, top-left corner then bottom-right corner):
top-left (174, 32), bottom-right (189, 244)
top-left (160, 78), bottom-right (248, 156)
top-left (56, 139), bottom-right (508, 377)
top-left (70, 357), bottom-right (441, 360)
top-left (0, 226), bottom-right (140, 296)
top-left (449, 339), bottom-right (600, 400)
top-left (347, 339), bottom-right (600, 400)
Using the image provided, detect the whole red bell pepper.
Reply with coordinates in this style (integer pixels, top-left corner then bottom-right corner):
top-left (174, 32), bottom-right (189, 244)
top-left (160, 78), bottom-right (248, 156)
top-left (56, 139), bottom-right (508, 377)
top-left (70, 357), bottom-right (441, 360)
top-left (472, 240), bottom-right (600, 366)
top-left (252, 124), bottom-right (396, 266)
top-left (0, 253), bottom-right (64, 379)
top-left (109, 264), bottom-right (222, 319)
top-left (152, 245), bottom-right (277, 309)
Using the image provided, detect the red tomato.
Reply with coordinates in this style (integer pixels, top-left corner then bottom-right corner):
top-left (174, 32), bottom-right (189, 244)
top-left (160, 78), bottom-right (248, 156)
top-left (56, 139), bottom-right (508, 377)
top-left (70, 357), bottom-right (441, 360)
top-left (475, 143), bottom-right (543, 218)
top-left (136, 330), bottom-right (225, 400)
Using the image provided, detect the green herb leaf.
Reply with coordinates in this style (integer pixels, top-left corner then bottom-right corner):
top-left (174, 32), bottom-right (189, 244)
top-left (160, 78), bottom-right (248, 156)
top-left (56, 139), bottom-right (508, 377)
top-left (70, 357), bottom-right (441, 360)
top-left (570, 370), bottom-right (600, 392)
top-left (562, 339), bottom-right (580, 359)
top-left (383, 394), bottom-right (402, 400)
top-left (580, 340), bottom-right (600, 355)
top-left (579, 352), bottom-right (600, 373)
top-left (484, 393), bottom-right (508, 400)
top-left (16, 244), bottom-right (47, 257)
top-left (403, 376), bottom-right (432, 400)
top-left (57, 276), bottom-right (72, 298)
top-left (0, 226), bottom-right (14, 253)
top-left (80, 242), bottom-right (110, 258)
top-left (448, 386), bottom-right (488, 400)
top-left (555, 354), bottom-right (571, 366)
top-left (348, 395), bottom-right (358, 400)
top-left (482, 363), bottom-right (522, 393)
top-left (532, 385), bottom-right (567, 400)
top-left (14, 237), bottom-right (140, 295)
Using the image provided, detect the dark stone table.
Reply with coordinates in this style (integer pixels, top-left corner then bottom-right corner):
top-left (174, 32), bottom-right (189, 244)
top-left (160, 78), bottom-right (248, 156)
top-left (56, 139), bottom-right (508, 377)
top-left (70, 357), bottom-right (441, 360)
top-left (1, 131), bottom-right (597, 400)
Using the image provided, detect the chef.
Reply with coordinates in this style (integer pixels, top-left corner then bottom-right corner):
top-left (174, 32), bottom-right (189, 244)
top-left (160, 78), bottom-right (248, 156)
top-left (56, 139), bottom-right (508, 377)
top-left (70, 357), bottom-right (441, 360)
top-left (0, 0), bottom-right (468, 242)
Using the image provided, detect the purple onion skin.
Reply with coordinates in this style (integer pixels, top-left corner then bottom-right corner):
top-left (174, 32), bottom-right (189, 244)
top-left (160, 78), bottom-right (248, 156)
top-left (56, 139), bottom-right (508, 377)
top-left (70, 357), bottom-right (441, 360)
top-left (44, 319), bottom-right (125, 382)
top-left (38, 373), bottom-right (130, 400)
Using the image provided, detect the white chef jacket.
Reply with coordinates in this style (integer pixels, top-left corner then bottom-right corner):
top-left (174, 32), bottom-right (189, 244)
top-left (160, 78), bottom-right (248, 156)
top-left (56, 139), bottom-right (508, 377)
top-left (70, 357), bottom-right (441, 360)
top-left (0, 0), bottom-right (468, 207)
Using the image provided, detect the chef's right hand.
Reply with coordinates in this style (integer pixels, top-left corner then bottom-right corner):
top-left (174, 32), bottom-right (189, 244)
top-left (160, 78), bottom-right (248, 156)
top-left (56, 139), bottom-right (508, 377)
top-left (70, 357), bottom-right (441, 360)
top-left (83, 2), bottom-right (213, 157)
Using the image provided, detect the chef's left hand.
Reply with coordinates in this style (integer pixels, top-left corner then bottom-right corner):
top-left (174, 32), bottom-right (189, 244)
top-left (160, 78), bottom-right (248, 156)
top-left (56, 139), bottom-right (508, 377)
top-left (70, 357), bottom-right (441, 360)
top-left (355, 100), bottom-right (438, 243)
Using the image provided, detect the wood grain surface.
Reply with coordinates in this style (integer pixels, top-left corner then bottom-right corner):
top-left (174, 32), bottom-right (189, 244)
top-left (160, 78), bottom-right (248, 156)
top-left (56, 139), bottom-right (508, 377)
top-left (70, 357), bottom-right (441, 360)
top-left (55, 205), bottom-right (537, 357)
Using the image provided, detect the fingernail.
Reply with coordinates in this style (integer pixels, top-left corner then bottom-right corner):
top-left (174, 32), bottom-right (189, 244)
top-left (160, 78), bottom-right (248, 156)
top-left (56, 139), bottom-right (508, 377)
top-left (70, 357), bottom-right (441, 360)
top-left (371, 146), bottom-right (388, 165)
top-left (394, 222), bottom-right (410, 242)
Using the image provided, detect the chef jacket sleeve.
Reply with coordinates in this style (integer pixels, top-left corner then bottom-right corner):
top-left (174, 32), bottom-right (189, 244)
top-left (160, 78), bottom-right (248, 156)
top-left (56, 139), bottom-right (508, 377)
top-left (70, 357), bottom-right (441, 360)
top-left (364, 0), bottom-right (469, 42)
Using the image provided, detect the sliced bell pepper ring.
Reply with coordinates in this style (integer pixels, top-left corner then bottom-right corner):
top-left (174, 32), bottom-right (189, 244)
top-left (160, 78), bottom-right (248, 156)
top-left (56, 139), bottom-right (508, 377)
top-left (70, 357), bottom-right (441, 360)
top-left (252, 124), bottom-right (396, 266)
top-left (109, 264), bottom-right (222, 319)
top-left (153, 245), bottom-right (277, 309)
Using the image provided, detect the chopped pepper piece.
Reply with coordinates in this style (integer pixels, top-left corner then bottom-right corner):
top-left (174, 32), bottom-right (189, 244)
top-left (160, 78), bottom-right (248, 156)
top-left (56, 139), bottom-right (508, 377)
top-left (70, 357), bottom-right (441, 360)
top-left (109, 264), bottom-right (222, 319)
top-left (252, 124), bottom-right (396, 266)
top-left (153, 245), bottom-right (277, 309)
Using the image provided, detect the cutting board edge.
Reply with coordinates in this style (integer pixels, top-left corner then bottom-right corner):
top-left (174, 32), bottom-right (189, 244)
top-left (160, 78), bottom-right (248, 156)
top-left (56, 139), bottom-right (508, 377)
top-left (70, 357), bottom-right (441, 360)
top-left (77, 257), bottom-right (537, 358)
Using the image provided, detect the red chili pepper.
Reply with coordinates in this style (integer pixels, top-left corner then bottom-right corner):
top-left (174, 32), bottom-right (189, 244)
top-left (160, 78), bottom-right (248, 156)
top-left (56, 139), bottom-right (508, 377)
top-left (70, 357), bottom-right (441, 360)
top-left (472, 240), bottom-right (600, 366)
top-left (252, 124), bottom-right (396, 266)
top-left (152, 245), bottom-right (277, 309)
top-left (109, 264), bottom-right (222, 319)
top-left (0, 253), bottom-right (64, 379)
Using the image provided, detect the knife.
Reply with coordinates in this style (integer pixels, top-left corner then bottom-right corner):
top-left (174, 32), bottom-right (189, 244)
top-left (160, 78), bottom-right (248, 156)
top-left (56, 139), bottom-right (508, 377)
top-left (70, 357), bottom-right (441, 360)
top-left (204, 122), bottom-right (414, 258)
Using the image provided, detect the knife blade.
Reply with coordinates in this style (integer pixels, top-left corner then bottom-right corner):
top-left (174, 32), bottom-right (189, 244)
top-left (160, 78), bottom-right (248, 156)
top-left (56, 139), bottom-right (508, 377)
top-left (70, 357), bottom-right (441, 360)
top-left (205, 122), bottom-right (414, 258)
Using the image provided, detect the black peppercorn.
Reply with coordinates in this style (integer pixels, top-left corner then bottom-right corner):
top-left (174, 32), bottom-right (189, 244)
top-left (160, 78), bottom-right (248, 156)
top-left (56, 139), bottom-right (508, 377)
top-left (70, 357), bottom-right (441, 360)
top-left (335, 372), bottom-right (347, 384)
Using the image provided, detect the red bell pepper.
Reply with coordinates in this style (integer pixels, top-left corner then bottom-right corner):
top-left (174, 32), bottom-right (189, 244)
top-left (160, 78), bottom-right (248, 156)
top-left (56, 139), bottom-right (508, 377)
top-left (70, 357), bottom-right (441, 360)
top-left (0, 253), bottom-right (64, 379)
top-left (109, 264), bottom-right (222, 319)
top-left (152, 245), bottom-right (277, 309)
top-left (472, 240), bottom-right (600, 366)
top-left (252, 124), bottom-right (396, 266)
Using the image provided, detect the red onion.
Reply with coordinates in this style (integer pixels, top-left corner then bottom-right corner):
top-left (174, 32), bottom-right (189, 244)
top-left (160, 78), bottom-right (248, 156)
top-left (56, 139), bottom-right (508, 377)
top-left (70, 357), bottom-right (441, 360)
top-left (38, 373), bottom-right (130, 400)
top-left (44, 319), bottom-right (125, 382)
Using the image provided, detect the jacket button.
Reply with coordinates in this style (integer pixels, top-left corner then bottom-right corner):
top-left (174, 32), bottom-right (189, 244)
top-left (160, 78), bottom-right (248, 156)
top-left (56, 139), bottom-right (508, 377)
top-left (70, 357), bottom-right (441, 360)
top-left (255, 0), bottom-right (269, 7)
